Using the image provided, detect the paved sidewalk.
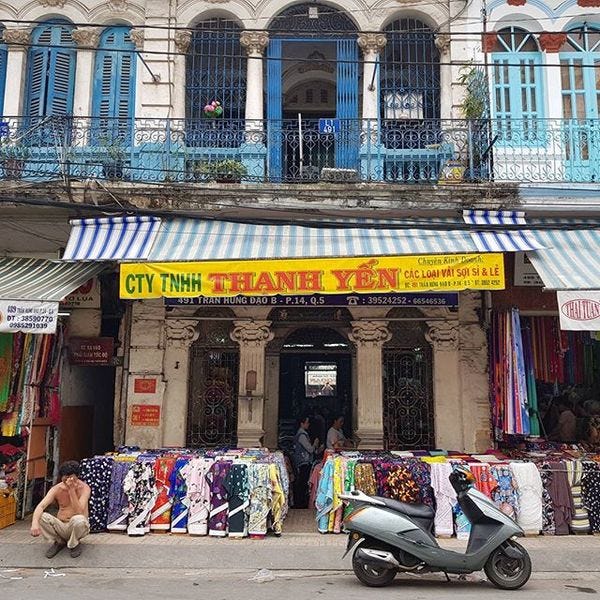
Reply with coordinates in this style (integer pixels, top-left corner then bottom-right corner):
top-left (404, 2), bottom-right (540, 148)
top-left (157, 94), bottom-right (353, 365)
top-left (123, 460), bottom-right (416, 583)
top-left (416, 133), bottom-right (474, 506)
top-left (2, 517), bottom-right (600, 572)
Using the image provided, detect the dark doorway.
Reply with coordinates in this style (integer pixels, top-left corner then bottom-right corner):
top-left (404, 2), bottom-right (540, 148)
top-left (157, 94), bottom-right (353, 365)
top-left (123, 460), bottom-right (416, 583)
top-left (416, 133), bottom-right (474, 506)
top-left (278, 326), bottom-right (353, 451)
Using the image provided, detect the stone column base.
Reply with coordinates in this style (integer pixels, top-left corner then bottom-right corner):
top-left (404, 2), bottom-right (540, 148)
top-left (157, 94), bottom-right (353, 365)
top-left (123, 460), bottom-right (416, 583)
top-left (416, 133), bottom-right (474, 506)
top-left (355, 428), bottom-right (383, 450)
top-left (237, 428), bottom-right (264, 448)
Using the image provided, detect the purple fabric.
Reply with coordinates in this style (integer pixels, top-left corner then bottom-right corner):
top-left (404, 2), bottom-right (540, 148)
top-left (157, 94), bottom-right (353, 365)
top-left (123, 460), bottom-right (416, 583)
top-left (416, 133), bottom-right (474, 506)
top-left (207, 461), bottom-right (232, 534)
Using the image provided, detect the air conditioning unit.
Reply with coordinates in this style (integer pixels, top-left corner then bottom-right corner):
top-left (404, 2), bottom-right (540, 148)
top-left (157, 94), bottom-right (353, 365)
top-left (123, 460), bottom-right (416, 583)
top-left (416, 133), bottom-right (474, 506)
top-left (320, 168), bottom-right (359, 182)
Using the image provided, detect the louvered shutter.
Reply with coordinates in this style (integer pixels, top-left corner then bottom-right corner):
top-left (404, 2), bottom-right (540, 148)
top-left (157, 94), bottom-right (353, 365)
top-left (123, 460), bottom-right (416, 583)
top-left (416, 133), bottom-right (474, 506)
top-left (24, 48), bottom-right (49, 117)
top-left (47, 48), bottom-right (76, 115)
top-left (92, 27), bottom-right (135, 140)
top-left (0, 42), bottom-right (7, 116)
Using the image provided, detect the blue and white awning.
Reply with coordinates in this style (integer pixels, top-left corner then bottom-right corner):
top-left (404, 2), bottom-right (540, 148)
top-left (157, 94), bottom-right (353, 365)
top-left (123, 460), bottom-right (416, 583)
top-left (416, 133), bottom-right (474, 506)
top-left (62, 216), bottom-right (161, 261)
top-left (526, 228), bottom-right (600, 290)
top-left (463, 210), bottom-right (544, 252)
top-left (146, 218), bottom-right (480, 261)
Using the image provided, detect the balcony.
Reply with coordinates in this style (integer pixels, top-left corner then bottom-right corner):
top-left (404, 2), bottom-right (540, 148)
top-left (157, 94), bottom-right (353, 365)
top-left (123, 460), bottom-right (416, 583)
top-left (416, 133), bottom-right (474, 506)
top-left (0, 117), bottom-right (598, 186)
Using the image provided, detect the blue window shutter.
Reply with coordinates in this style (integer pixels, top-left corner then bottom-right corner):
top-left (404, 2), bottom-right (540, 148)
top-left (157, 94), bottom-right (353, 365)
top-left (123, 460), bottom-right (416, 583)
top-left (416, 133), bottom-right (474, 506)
top-left (24, 22), bottom-right (76, 117)
top-left (47, 48), bottom-right (76, 115)
top-left (92, 27), bottom-right (136, 138)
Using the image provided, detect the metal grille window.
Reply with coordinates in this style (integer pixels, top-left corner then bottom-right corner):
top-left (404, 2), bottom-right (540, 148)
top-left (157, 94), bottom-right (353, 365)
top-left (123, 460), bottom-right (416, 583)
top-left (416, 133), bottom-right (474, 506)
top-left (185, 19), bottom-right (246, 147)
top-left (381, 19), bottom-right (440, 127)
top-left (491, 27), bottom-right (544, 145)
top-left (383, 322), bottom-right (434, 450)
top-left (91, 26), bottom-right (136, 142)
top-left (187, 322), bottom-right (239, 448)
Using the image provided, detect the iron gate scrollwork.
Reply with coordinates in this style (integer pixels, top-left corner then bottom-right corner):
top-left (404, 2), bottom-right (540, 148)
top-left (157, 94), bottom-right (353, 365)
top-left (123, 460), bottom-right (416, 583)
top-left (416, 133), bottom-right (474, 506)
top-left (383, 322), bottom-right (434, 450)
top-left (187, 322), bottom-right (239, 447)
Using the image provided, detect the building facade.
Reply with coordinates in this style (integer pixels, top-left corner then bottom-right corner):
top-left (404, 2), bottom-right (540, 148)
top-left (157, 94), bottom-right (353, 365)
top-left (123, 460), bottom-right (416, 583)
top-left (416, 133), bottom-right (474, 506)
top-left (0, 0), bottom-right (598, 461)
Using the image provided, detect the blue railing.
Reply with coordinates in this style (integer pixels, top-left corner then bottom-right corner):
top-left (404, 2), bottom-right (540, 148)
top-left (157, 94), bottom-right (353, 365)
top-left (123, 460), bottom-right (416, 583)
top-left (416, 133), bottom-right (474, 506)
top-left (0, 116), bottom-right (598, 185)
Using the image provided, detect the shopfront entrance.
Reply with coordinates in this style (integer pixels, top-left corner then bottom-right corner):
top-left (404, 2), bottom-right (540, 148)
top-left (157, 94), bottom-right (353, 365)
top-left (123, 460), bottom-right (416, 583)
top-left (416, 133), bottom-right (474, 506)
top-left (277, 327), bottom-right (353, 450)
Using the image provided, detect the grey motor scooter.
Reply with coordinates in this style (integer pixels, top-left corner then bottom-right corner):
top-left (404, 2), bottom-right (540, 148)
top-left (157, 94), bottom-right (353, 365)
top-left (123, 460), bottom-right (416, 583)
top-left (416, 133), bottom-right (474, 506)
top-left (340, 467), bottom-right (532, 590)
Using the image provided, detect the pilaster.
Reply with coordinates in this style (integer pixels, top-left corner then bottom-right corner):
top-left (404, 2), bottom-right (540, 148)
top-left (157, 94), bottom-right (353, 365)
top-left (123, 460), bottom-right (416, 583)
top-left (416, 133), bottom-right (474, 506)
top-left (230, 320), bottom-right (274, 447)
top-left (2, 28), bottom-right (30, 117)
top-left (72, 28), bottom-right (100, 120)
top-left (426, 320), bottom-right (462, 450)
top-left (349, 320), bottom-right (391, 449)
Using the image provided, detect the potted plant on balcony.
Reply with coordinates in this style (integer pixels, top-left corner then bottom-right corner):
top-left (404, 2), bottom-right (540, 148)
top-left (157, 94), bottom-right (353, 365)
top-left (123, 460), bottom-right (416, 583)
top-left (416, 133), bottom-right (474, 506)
top-left (195, 159), bottom-right (247, 183)
top-left (0, 138), bottom-right (30, 179)
top-left (98, 135), bottom-right (126, 180)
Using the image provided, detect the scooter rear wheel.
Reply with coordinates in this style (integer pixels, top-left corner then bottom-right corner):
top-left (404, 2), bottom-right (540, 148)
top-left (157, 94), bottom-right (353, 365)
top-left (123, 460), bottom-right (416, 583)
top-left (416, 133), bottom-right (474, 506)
top-left (484, 541), bottom-right (532, 590)
top-left (352, 551), bottom-right (397, 587)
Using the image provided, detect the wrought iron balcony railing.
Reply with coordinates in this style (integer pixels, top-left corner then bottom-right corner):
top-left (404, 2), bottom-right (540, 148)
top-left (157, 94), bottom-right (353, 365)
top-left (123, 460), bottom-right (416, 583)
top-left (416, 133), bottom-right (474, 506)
top-left (0, 116), bottom-right (598, 185)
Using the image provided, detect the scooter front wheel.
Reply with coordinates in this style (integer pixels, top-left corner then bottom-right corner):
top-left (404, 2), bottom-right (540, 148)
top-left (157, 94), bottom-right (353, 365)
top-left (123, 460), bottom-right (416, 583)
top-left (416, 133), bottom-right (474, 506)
top-left (352, 551), bottom-right (397, 587)
top-left (484, 541), bottom-right (532, 590)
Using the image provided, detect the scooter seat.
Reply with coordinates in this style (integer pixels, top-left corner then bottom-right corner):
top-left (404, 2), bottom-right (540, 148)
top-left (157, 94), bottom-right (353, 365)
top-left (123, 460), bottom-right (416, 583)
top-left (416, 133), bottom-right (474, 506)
top-left (374, 497), bottom-right (435, 519)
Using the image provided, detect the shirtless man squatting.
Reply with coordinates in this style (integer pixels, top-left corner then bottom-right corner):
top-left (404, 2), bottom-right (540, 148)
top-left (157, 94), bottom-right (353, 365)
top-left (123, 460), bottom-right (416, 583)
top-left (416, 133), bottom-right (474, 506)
top-left (30, 460), bottom-right (91, 558)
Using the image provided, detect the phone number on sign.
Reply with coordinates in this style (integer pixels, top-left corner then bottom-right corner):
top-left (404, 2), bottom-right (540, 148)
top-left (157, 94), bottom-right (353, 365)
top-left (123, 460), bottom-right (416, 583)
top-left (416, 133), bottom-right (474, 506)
top-left (366, 296), bottom-right (451, 305)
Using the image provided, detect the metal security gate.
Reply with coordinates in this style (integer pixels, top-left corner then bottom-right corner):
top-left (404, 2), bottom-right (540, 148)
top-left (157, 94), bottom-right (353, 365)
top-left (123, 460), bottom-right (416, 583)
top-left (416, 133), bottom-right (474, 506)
top-left (383, 342), bottom-right (434, 450)
top-left (187, 327), bottom-right (239, 447)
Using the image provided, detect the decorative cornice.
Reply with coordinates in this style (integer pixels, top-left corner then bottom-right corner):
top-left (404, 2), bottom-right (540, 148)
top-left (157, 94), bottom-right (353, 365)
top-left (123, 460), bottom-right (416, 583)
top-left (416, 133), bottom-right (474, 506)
top-left (3, 28), bottom-right (30, 46)
top-left (174, 30), bottom-right (192, 53)
top-left (40, 0), bottom-right (66, 7)
top-left (240, 31), bottom-right (269, 56)
top-left (482, 32), bottom-right (498, 53)
top-left (357, 33), bottom-right (387, 54)
top-left (109, 0), bottom-right (128, 11)
top-left (434, 33), bottom-right (451, 54)
top-left (165, 319), bottom-right (198, 347)
top-left (349, 321), bottom-right (391, 348)
top-left (72, 27), bottom-right (100, 48)
top-left (130, 28), bottom-right (145, 50)
top-left (230, 321), bottom-right (274, 347)
top-left (539, 32), bottom-right (567, 53)
top-left (425, 321), bottom-right (459, 351)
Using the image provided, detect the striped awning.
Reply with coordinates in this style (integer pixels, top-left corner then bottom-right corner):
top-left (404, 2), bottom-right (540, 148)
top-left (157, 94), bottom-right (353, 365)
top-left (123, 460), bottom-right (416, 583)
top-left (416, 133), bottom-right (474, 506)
top-left (526, 228), bottom-right (600, 290)
top-left (463, 210), bottom-right (544, 252)
top-left (146, 218), bottom-right (482, 261)
top-left (63, 216), bottom-right (161, 261)
top-left (0, 257), bottom-right (106, 301)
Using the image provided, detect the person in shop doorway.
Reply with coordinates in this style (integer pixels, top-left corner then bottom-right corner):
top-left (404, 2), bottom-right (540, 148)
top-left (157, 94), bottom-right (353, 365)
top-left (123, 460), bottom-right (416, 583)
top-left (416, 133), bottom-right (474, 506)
top-left (30, 460), bottom-right (91, 559)
top-left (550, 397), bottom-right (577, 443)
top-left (293, 415), bottom-right (321, 508)
top-left (326, 415), bottom-right (354, 450)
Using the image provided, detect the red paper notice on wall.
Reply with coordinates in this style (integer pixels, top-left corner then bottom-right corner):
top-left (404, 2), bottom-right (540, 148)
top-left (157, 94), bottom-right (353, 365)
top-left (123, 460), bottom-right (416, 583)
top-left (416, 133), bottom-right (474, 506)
top-left (131, 404), bottom-right (161, 427)
top-left (134, 378), bottom-right (157, 394)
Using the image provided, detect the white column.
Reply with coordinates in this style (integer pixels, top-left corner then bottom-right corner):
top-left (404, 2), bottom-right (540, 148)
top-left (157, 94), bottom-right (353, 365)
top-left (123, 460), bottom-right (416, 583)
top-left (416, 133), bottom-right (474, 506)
top-left (426, 321), bottom-right (462, 450)
top-left (357, 33), bottom-right (387, 127)
top-left (240, 31), bottom-right (269, 134)
top-left (72, 28), bottom-right (100, 118)
top-left (348, 320), bottom-right (391, 449)
top-left (173, 30), bottom-right (192, 121)
top-left (2, 28), bottom-right (30, 117)
top-left (435, 33), bottom-right (452, 121)
top-left (163, 319), bottom-right (199, 447)
top-left (230, 320), bottom-right (274, 447)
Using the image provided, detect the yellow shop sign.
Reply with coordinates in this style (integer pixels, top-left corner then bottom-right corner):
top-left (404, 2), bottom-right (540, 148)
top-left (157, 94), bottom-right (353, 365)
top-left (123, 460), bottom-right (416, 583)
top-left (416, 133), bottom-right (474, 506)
top-left (119, 254), bottom-right (505, 299)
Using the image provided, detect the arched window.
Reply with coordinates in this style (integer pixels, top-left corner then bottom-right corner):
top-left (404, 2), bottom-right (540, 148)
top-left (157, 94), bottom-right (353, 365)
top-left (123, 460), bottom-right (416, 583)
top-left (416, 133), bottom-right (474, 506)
top-left (381, 19), bottom-right (440, 123)
top-left (491, 27), bottom-right (544, 127)
top-left (560, 25), bottom-right (600, 121)
top-left (0, 26), bottom-right (7, 116)
top-left (186, 18), bottom-right (246, 145)
top-left (92, 26), bottom-right (136, 140)
top-left (24, 21), bottom-right (76, 118)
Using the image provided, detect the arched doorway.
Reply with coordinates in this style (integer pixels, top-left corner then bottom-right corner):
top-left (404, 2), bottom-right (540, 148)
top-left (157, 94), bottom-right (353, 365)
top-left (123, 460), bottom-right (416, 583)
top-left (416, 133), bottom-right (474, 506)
top-left (187, 318), bottom-right (239, 447)
top-left (267, 4), bottom-right (360, 181)
top-left (277, 327), bottom-right (353, 450)
top-left (383, 319), bottom-right (434, 449)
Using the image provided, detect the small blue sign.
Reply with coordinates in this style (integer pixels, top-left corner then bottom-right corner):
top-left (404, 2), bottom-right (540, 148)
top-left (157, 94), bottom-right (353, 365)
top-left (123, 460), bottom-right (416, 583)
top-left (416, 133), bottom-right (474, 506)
top-left (318, 118), bottom-right (340, 134)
